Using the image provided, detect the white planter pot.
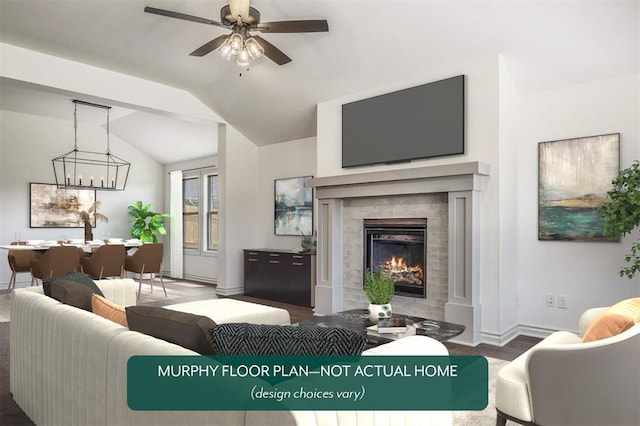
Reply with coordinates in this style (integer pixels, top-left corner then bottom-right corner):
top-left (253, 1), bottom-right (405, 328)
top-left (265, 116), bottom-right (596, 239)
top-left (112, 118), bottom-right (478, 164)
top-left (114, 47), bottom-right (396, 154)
top-left (368, 303), bottom-right (392, 323)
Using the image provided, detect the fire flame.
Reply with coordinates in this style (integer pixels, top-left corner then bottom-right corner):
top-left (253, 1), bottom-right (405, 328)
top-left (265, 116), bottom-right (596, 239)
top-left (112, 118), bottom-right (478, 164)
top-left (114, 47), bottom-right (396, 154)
top-left (383, 256), bottom-right (424, 282)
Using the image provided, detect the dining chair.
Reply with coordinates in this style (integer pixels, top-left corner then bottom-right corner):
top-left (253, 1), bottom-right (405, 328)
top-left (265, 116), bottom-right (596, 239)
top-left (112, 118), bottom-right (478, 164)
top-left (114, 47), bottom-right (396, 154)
top-left (30, 246), bottom-right (85, 283)
top-left (7, 242), bottom-right (39, 291)
top-left (81, 244), bottom-right (126, 280)
top-left (123, 243), bottom-right (166, 301)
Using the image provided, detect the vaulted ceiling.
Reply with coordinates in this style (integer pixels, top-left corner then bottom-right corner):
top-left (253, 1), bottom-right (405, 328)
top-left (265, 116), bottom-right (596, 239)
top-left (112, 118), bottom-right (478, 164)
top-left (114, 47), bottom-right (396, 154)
top-left (1, 0), bottom-right (638, 154)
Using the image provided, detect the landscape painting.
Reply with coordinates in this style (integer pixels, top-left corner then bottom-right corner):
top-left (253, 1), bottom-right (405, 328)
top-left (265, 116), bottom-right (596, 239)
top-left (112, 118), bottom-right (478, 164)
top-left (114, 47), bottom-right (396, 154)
top-left (30, 183), bottom-right (96, 228)
top-left (538, 134), bottom-right (619, 241)
top-left (274, 176), bottom-right (313, 236)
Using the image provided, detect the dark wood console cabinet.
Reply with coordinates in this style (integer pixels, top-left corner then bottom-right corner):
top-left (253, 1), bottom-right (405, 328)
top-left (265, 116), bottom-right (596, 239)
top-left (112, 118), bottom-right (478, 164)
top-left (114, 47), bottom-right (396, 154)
top-left (243, 249), bottom-right (316, 307)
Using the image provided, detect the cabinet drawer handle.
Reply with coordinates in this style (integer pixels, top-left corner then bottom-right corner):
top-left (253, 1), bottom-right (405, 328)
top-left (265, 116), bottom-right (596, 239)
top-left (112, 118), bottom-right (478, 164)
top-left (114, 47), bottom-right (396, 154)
top-left (269, 253), bottom-right (280, 257)
top-left (292, 262), bottom-right (304, 266)
top-left (292, 255), bottom-right (303, 259)
top-left (248, 259), bottom-right (258, 262)
top-left (248, 252), bottom-right (258, 255)
top-left (269, 260), bottom-right (280, 264)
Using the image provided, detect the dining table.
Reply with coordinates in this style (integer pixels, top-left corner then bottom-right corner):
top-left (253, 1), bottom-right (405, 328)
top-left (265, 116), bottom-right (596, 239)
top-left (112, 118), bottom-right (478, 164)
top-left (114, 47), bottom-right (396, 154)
top-left (0, 239), bottom-right (143, 253)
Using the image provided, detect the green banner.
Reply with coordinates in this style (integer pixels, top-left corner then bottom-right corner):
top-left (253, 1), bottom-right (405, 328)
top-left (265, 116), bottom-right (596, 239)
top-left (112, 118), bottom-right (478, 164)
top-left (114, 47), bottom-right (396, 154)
top-left (127, 355), bottom-right (487, 411)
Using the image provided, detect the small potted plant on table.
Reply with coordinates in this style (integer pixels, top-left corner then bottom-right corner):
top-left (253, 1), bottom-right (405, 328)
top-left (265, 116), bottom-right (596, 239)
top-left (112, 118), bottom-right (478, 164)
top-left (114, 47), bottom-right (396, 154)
top-left (364, 267), bottom-right (395, 323)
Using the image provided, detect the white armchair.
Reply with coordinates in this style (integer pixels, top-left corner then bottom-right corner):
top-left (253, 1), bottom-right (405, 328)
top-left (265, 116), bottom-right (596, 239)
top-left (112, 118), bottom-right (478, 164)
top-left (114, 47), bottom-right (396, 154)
top-left (495, 304), bottom-right (640, 426)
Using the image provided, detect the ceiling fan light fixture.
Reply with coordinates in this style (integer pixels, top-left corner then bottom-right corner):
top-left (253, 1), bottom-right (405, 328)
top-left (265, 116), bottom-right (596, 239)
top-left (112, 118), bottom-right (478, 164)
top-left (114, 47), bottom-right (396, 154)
top-left (245, 37), bottom-right (264, 59)
top-left (219, 38), bottom-right (232, 60)
top-left (228, 33), bottom-right (244, 55)
top-left (236, 48), bottom-right (251, 67)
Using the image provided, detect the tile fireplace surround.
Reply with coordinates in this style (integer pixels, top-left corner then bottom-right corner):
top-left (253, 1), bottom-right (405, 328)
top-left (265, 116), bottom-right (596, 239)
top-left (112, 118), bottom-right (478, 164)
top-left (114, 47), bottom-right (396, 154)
top-left (309, 162), bottom-right (490, 345)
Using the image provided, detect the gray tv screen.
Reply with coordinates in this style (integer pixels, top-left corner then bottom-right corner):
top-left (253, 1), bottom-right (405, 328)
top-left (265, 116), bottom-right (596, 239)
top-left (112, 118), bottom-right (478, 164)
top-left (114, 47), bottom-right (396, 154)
top-left (342, 75), bottom-right (465, 168)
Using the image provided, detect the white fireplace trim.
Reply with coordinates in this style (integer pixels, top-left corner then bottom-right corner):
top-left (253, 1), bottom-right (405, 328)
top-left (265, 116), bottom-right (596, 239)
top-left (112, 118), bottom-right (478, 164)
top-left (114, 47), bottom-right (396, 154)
top-left (309, 161), bottom-right (490, 346)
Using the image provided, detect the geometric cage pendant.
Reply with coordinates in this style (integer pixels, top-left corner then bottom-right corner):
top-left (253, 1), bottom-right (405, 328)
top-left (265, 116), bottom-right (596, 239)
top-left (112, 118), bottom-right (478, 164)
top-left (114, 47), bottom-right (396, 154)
top-left (52, 99), bottom-right (130, 191)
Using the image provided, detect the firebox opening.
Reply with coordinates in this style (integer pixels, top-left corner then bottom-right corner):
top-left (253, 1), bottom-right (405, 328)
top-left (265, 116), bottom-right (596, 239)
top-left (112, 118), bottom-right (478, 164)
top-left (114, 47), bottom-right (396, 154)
top-left (364, 218), bottom-right (427, 298)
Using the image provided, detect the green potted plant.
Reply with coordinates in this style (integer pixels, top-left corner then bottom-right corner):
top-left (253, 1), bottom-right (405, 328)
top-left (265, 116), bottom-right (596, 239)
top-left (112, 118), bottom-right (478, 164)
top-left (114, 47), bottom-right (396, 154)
top-left (300, 231), bottom-right (317, 252)
top-left (128, 201), bottom-right (169, 243)
top-left (600, 161), bottom-right (640, 278)
top-left (364, 267), bottom-right (396, 323)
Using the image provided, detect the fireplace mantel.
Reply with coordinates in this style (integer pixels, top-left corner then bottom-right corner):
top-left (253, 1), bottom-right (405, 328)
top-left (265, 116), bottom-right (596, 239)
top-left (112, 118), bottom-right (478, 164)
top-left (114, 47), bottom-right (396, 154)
top-left (309, 161), bottom-right (490, 346)
top-left (309, 161), bottom-right (490, 199)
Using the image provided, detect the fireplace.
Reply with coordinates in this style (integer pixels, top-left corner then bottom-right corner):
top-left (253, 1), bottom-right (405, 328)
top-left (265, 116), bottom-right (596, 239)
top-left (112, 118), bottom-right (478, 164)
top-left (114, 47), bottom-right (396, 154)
top-left (363, 218), bottom-right (427, 298)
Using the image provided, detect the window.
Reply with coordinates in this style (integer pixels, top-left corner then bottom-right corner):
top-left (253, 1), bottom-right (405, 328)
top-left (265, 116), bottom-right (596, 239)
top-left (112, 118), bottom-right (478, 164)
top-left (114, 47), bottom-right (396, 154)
top-left (183, 177), bottom-right (199, 250)
top-left (182, 169), bottom-right (218, 253)
top-left (207, 174), bottom-right (219, 251)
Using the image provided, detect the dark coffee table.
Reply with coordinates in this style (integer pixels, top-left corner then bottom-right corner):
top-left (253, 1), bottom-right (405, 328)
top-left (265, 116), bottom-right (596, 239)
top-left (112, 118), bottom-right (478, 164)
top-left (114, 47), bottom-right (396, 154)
top-left (299, 309), bottom-right (465, 348)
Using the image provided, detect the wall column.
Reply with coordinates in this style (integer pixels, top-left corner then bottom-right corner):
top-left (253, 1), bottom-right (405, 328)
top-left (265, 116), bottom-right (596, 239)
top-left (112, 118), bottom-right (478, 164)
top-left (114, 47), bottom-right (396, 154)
top-left (445, 190), bottom-right (482, 345)
top-left (314, 198), bottom-right (344, 315)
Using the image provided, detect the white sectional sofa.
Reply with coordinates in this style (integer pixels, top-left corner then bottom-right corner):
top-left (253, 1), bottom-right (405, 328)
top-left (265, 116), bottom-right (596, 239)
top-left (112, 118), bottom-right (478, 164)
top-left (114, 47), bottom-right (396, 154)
top-left (10, 278), bottom-right (452, 426)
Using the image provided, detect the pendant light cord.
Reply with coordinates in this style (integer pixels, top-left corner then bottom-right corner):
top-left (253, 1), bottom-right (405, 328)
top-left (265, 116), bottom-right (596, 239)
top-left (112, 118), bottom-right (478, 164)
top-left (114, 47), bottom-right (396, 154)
top-left (73, 101), bottom-right (78, 151)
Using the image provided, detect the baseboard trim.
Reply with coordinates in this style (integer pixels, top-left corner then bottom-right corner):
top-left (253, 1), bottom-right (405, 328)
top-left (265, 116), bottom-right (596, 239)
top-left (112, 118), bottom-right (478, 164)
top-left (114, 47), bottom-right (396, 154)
top-left (480, 324), bottom-right (520, 346)
top-left (518, 323), bottom-right (576, 339)
top-left (214, 286), bottom-right (244, 296)
top-left (183, 273), bottom-right (217, 285)
top-left (479, 323), bottom-right (576, 346)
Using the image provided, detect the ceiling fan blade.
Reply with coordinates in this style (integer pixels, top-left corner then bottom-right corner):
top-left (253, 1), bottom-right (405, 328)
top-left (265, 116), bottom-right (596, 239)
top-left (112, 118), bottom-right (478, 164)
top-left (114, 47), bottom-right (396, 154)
top-left (189, 35), bottom-right (229, 57)
top-left (253, 35), bottom-right (291, 65)
top-left (229, 0), bottom-right (251, 23)
top-left (144, 6), bottom-right (226, 28)
top-left (254, 20), bottom-right (328, 33)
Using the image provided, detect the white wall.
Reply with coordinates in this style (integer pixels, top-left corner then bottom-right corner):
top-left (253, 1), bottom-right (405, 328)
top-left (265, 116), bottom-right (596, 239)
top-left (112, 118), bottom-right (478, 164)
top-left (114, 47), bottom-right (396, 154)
top-left (495, 57), bottom-right (521, 336)
top-left (216, 124), bottom-right (259, 295)
top-left (516, 73), bottom-right (640, 334)
top-left (0, 109), bottom-right (164, 287)
top-left (257, 137), bottom-right (317, 250)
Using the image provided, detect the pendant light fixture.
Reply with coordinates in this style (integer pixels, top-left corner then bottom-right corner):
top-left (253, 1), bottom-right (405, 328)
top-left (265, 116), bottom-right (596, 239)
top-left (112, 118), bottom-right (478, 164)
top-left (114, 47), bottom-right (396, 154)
top-left (52, 100), bottom-right (130, 191)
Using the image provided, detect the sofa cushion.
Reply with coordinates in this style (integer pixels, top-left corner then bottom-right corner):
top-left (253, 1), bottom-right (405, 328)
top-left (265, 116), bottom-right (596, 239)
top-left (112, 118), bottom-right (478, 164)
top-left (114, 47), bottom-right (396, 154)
top-left (583, 298), bottom-right (640, 342)
top-left (92, 294), bottom-right (128, 327)
top-left (43, 271), bottom-right (105, 299)
top-left (125, 306), bottom-right (216, 355)
top-left (210, 323), bottom-right (366, 356)
top-left (50, 279), bottom-right (97, 311)
top-left (64, 271), bottom-right (105, 297)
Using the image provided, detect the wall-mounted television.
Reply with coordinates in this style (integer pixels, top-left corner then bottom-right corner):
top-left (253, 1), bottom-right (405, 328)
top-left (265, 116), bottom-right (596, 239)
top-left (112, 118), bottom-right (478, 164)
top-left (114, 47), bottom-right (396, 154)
top-left (342, 75), bottom-right (465, 168)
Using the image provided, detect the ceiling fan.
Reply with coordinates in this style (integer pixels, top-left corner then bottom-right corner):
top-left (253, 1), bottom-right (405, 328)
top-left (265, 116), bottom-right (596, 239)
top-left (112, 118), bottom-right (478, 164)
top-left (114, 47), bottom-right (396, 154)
top-left (144, 0), bottom-right (328, 66)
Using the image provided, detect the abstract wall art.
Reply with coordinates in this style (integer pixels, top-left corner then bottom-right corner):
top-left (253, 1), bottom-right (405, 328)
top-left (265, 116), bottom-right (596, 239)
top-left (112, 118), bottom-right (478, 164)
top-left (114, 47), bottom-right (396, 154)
top-left (538, 133), bottom-right (619, 241)
top-left (30, 183), bottom-right (96, 228)
top-left (274, 176), bottom-right (313, 236)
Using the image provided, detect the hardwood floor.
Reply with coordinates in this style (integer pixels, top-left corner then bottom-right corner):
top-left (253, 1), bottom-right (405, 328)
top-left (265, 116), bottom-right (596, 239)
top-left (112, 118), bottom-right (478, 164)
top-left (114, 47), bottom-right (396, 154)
top-left (445, 336), bottom-right (541, 361)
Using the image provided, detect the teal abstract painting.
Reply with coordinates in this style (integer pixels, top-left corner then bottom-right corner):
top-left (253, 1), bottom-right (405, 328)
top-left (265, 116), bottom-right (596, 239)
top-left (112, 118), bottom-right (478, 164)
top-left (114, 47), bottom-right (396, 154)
top-left (538, 134), bottom-right (619, 241)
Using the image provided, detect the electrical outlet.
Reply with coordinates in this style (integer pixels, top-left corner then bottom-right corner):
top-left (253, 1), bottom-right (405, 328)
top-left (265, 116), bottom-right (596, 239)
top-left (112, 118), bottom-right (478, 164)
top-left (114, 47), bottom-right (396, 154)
top-left (546, 293), bottom-right (556, 307)
top-left (558, 295), bottom-right (568, 309)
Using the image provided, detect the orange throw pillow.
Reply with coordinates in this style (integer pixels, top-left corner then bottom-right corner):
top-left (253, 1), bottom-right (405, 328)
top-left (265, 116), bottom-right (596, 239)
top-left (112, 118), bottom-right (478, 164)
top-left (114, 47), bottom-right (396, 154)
top-left (91, 293), bottom-right (128, 327)
top-left (582, 298), bottom-right (640, 342)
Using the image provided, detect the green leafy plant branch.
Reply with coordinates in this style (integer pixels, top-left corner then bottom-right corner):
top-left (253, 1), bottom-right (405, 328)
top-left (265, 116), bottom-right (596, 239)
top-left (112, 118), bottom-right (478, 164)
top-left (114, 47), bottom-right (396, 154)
top-left (128, 201), bottom-right (169, 243)
top-left (364, 267), bottom-right (395, 304)
top-left (600, 161), bottom-right (640, 278)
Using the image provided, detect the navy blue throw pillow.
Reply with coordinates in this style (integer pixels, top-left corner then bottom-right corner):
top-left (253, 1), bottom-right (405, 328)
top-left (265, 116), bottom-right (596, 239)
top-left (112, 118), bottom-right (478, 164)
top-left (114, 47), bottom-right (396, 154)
top-left (209, 323), bottom-right (366, 356)
top-left (43, 272), bottom-right (104, 299)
